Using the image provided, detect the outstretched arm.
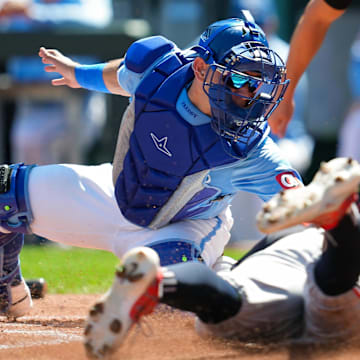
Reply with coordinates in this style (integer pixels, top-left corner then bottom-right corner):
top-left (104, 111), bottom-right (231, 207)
top-left (269, 0), bottom-right (348, 137)
top-left (38, 47), bottom-right (130, 96)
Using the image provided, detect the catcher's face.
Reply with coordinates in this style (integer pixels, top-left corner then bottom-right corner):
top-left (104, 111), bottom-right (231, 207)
top-left (227, 71), bottom-right (262, 109)
top-left (209, 67), bottom-right (262, 108)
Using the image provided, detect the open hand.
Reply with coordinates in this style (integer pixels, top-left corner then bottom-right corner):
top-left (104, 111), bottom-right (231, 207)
top-left (38, 47), bottom-right (81, 88)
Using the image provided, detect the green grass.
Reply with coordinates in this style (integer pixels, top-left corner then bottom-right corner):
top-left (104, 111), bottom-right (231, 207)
top-left (20, 245), bottom-right (119, 294)
top-left (20, 245), bottom-right (248, 294)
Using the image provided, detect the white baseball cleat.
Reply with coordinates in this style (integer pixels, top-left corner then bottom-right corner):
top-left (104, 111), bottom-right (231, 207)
top-left (84, 247), bottom-right (162, 359)
top-left (257, 157), bottom-right (360, 233)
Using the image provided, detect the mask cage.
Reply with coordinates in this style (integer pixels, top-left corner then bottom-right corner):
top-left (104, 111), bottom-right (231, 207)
top-left (203, 42), bottom-right (288, 148)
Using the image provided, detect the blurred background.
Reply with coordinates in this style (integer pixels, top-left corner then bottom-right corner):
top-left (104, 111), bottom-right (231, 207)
top-left (0, 0), bottom-right (359, 246)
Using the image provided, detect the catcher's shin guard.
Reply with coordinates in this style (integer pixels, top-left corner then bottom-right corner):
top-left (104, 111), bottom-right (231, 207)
top-left (0, 163), bottom-right (35, 233)
top-left (0, 232), bottom-right (32, 317)
top-left (0, 163), bottom-right (35, 316)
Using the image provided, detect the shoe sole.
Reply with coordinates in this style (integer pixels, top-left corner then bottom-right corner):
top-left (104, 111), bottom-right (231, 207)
top-left (83, 247), bottom-right (161, 359)
top-left (256, 157), bottom-right (360, 233)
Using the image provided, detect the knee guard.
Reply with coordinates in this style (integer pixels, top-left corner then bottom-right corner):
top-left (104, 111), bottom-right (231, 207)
top-left (148, 240), bottom-right (203, 266)
top-left (0, 163), bottom-right (35, 234)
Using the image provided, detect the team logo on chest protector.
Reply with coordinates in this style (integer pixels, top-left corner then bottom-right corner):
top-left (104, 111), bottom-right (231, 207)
top-left (150, 132), bottom-right (172, 157)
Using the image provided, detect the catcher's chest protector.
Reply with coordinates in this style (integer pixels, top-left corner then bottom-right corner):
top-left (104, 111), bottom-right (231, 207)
top-left (115, 53), bottom-right (238, 227)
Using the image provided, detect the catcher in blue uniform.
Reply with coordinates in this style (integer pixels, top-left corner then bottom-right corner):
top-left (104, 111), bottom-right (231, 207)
top-left (0, 13), bottom-right (300, 318)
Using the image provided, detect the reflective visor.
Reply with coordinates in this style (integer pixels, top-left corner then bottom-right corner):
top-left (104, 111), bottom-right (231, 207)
top-left (230, 73), bottom-right (261, 90)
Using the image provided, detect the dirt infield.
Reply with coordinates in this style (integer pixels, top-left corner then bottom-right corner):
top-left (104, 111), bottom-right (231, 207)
top-left (0, 294), bottom-right (359, 360)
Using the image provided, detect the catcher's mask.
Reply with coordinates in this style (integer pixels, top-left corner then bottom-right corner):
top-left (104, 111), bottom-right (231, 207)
top-left (193, 15), bottom-right (288, 157)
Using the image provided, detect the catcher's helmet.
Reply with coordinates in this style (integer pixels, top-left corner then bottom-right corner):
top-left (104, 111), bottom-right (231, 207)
top-left (194, 14), bottom-right (288, 154)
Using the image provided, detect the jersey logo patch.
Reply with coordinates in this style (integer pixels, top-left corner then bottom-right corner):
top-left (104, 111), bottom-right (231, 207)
top-left (150, 132), bottom-right (172, 157)
top-left (276, 172), bottom-right (301, 189)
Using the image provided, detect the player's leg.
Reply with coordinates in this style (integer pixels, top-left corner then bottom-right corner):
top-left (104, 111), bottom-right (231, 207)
top-left (0, 232), bottom-right (32, 318)
top-left (27, 162), bottom-right (126, 250)
top-left (0, 161), bottom-right (119, 317)
top-left (119, 206), bottom-right (233, 268)
top-left (161, 261), bottom-right (241, 322)
top-left (83, 246), bottom-right (241, 358)
top-left (255, 158), bottom-right (360, 342)
top-left (28, 162), bottom-right (222, 265)
top-left (27, 158), bottom-right (233, 269)
top-left (314, 207), bottom-right (360, 296)
top-left (28, 161), bottom-right (217, 265)
top-left (305, 205), bottom-right (360, 342)
top-left (194, 226), bottom-right (323, 342)
top-left (0, 163), bottom-right (34, 317)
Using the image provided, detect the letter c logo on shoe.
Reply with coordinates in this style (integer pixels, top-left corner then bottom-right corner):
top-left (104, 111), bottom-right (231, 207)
top-left (276, 172), bottom-right (301, 189)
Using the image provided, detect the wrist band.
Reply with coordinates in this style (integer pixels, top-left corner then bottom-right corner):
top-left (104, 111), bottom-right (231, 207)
top-left (74, 63), bottom-right (110, 93)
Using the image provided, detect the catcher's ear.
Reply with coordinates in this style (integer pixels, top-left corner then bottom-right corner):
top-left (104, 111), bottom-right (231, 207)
top-left (193, 57), bottom-right (207, 80)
